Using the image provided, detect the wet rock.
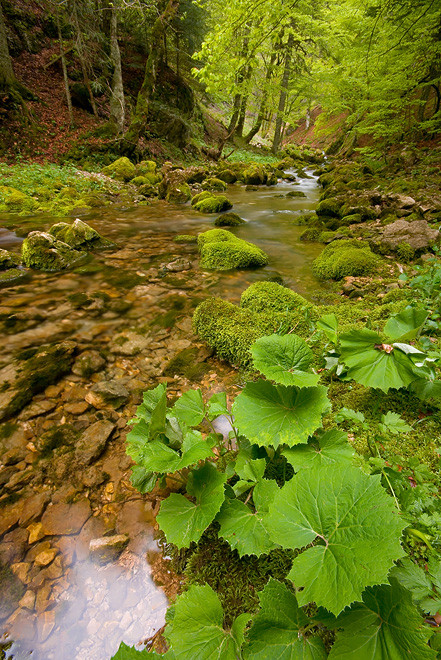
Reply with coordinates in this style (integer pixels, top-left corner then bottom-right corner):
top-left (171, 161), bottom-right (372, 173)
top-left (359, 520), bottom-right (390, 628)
top-left (0, 267), bottom-right (29, 287)
top-left (27, 522), bottom-right (46, 544)
top-left (162, 257), bottom-right (192, 273)
top-left (72, 350), bottom-right (106, 377)
top-left (76, 516), bottom-right (107, 561)
top-left (19, 399), bottom-right (57, 421)
top-left (19, 492), bottom-right (51, 527)
top-left (116, 500), bottom-right (156, 538)
top-left (21, 231), bottom-right (88, 271)
top-left (19, 589), bottom-right (36, 610)
top-left (11, 562), bottom-right (31, 584)
top-left (35, 423), bottom-right (79, 454)
top-left (381, 219), bottom-right (439, 250)
top-left (39, 610), bottom-right (56, 642)
top-left (64, 401), bottom-right (90, 415)
top-left (5, 466), bottom-right (33, 491)
top-left (49, 219), bottom-right (115, 250)
top-left (0, 527), bottom-right (28, 563)
top-left (0, 248), bottom-right (20, 269)
top-left (110, 331), bottom-right (149, 356)
top-left (0, 499), bottom-right (24, 536)
top-left (41, 499), bottom-right (91, 536)
top-left (0, 465), bottom-right (18, 487)
top-left (86, 380), bottom-right (129, 409)
top-left (89, 534), bottom-right (129, 564)
top-left (0, 340), bottom-right (76, 422)
top-left (75, 420), bottom-right (115, 465)
top-left (34, 548), bottom-right (58, 567)
top-left (0, 566), bottom-right (26, 620)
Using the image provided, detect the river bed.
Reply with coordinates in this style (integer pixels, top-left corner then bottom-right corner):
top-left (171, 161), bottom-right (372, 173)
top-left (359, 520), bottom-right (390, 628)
top-left (0, 170), bottom-right (325, 659)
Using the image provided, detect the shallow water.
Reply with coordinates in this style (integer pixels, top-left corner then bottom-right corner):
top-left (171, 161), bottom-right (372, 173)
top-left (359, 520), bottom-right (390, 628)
top-left (0, 170), bottom-right (324, 659)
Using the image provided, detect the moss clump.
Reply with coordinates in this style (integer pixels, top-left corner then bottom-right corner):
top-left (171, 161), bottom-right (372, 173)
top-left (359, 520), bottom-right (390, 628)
top-left (214, 213), bottom-right (245, 227)
top-left (202, 177), bottom-right (227, 192)
top-left (242, 166), bottom-right (266, 185)
top-left (138, 183), bottom-right (157, 197)
top-left (166, 183), bottom-right (192, 204)
top-left (0, 249), bottom-right (20, 270)
top-left (0, 268), bottom-right (28, 287)
top-left (49, 219), bottom-right (115, 250)
top-left (396, 242), bottom-right (415, 262)
top-left (191, 191), bottom-right (213, 206)
top-left (300, 228), bottom-right (321, 241)
top-left (312, 239), bottom-right (380, 280)
top-left (240, 281), bottom-right (312, 315)
top-left (286, 190), bottom-right (306, 198)
top-left (0, 186), bottom-right (39, 213)
top-left (217, 169), bottom-right (237, 184)
top-left (102, 157), bottom-right (136, 182)
top-left (174, 234), bottom-right (198, 244)
top-left (341, 213), bottom-right (363, 224)
top-left (316, 198), bottom-right (342, 218)
top-left (194, 195), bottom-right (233, 214)
top-left (136, 160), bottom-right (157, 175)
top-left (131, 176), bottom-right (150, 187)
top-left (21, 231), bottom-right (88, 271)
top-left (197, 229), bottom-right (268, 270)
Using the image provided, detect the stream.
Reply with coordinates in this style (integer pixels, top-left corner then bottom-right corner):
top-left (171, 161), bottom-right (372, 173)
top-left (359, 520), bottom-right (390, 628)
top-left (0, 170), bottom-right (324, 659)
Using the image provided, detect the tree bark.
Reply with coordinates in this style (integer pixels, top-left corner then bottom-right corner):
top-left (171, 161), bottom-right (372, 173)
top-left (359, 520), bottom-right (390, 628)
top-left (245, 52), bottom-right (276, 143)
top-left (56, 7), bottom-right (74, 127)
top-left (109, 0), bottom-right (125, 133)
top-left (124, 0), bottom-right (179, 153)
top-left (272, 31), bottom-right (294, 154)
top-left (0, 0), bottom-right (15, 89)
top-left (71, 0), bottom-right (98, 117)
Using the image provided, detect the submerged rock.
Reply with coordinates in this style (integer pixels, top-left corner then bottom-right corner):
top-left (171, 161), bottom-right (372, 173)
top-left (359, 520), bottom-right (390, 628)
top-left (49, 219), bottom-right (115, 250)
top-left (0, 267), bottom-right (29, 287)
top-left (89, 534), bottom-right (129, 564)
top-left (75, 420), bottom-right (115, 465)
top-left (214, 212), bottom-right (245, 227)
top-left (0, 248), bottom-right (20, 270)
top-left (21, 231), bottom-right (87, 271)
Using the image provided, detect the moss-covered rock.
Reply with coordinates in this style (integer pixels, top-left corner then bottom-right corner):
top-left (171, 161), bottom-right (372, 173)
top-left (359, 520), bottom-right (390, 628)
top-left (0, 267), bottom-right (28, 287)
top-left (0, 249), bottom-right (20, 270)
top-left (214, 212), bottom-right (245, 227)
top-left (194, 195), bottom-right (233, 213)
top-left (136, 160), bottom-right (157, 176)
top-left (202, 177), bottom-right (227, 192)
top-left (21, 231), bottom-right (87, 271)
top-left (102, 157), bottom-right (136, 182)
top-left (312, 239), bottom-right (380, 280)
top-left (286, 190), bottom-right (306, 198)
top-left (242, 166), bottom-right (266, 185)
top-left (217, 169), bottom-right (237, 184)
top-left (300, 228), bottom-right (321, 241)
top-left (49, 219), bottom-right (115, 250)
top-left (191, 191), bottom-right (212, 206)
top-left (340, 213), bottom-right (363, 225)
top-left (138, 183), bottom-right (158, 197)
top-left (174, 234), bottom-right (198, 244)
top-left (316, 198), bottom-right (342, 218)
top-left (131, 176), bottom-right (150, 187)
top-left (166, 182), bottom-right (192, 204)
top-left (0, 186), bottom-right (39, 213)
top-left (240, 281), bottom-right (314, 318)
top-left (198, 229), bottom-right (268, 270)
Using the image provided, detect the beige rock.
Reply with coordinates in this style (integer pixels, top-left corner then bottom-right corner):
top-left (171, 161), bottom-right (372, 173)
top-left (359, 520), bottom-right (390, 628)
top-left (11, 562), bottom-right (31, 584)
top-left (35, 548), bottom-right (58, 567)
top-left (27, 522), bottom-right (46, 544)
top-left (19, 589), bottom-right (36, 610)
top-left (39, 610), bottom-right (55, 642)
top-left (41, 499), bottom-right (91, 535)
top-left (89, 534), bottom-right (129, 564)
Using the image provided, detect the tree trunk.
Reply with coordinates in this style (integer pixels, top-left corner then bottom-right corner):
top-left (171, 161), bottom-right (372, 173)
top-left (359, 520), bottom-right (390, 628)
top-left (272, 31), bottom-right (294, 154)
top-left (0, 0), bottom-right (15, 89)
top-left (56, 8), bottom-right (74, 127)
top-left (123, 0), bottom-right (179, 153)
top-left (71, 0), bottom-right (98, 117)
top-left (245, 52), bottom-right (276, 143)
top-left (109, 1), bottom-right (125, 133)
top-left (228, 93), bottom-right (242, 133)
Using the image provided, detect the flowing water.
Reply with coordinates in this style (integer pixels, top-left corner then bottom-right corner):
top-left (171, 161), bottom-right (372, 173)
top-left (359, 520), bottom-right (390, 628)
top-left (0, 170), bottom-right (325, 659)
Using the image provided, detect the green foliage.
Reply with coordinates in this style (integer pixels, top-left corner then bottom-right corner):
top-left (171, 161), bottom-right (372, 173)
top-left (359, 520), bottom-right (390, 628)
top-left (283, 429), bottom-right (354, 470)
top-left (312, 240), bottom-right (380, 280)
top-left (251, 334), bottom-right (319, 387)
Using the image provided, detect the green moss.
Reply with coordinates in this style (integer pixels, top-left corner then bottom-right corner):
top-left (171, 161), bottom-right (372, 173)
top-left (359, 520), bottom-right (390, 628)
top-left (174, 234), bottom-right (198, 243)
top-left (136, 160), bottom-right (157, 175)
top-left (300, 228), bottom-right (321, 241)
top-left (242, 165), bottom-right (266, 185)
top-left (163, 347), bottom-right (210, 380)
top-left (131, 176), bottom-right (150, 186)
top-left (0, 268), bottom-right (28, 287)
top-left (217, 169), bottom-right (237, 184)
top-left (191, 191), bottom-right (213, 206)
top-left (312, 239), bottom-right (380, 280)
top-left (202, 177), bottom-right (227, 192)
top-left (316, 198), bottom-right (342, 218)
top-left (341, 213), bottom-right (363, 225)
top-left (166, 182), bottom-right (192, 204)
top-left (0, 249), bottom-right (20, 270)
top-left (396, 242), bottom-right (415, 262)
top-left (102, 157), bottom-right (136, 182)
top-left (36, 423), bottom-right (79, 455)
top-left (214, 213), bottom-right (245, 227)
top-left (197, 229), bottom-right (268, 270)
top-left (21, 231), bottom-right (88, 271)
top-left (194, 195), bottom-right (233, 213)
top-left (240, 281), bottom-right (312, 316)
top-left (49, 219), bottom-right (114, 250)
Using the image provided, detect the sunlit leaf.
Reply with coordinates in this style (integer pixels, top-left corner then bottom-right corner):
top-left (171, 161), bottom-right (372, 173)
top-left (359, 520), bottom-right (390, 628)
top-left (283, 430), bottom-right (354, 471)
top-left (171, 388), bottom-right (206, 427)
top-left (316, 313), bottom-right (339, 344)
top-left (251, 333), bottom-right (319, 387)
top-left (384, 307), bottom-right (427, 342)
top-left (379, 411), bottom-right (411, 435)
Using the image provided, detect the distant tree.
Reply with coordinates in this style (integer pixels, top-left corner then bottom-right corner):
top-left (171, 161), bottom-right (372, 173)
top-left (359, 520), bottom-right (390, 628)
top-left (0, 0), bottom-right (14, 90)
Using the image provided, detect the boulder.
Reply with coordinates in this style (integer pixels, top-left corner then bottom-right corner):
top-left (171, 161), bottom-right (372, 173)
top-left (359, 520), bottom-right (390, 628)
top-left (75, 420), bottom-right (115, 465)
top-left (381, 219), bottom-right (439, 251)
top-left (198, 229), bottom-right (268, 270)
top-left (49, 219), bottom-right (115, 250)
top-left (21, 231), bottom-right (87, 271)
top-left (41, 500), bottom-right (91, 536)
top-left (214, 212), bottom-right (245, 227)
top-left (0, 248), bottom-right (20, 270)
top-left (102, 157), bottom-right (136, 181)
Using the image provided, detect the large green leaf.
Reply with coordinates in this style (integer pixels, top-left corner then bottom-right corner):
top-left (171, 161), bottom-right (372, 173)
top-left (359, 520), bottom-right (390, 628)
top-left (135, 431), bottom-right (215, 474)
top-left (391, 557), bottom-right (441, 615)
top-left (384, 307), bottom-right (427, 342)
top-left (130, 465), bottom-right (157, 494)
top-left (244, 579), bottom-right (327, 659)
top-left (207, 391), bottom-right (230, 420)
top-left (216, 497), bottom-right (278, 557)
top-left (171, 389), bottom-right (206, 427)
top-left (111, 642), bottom-right (175, 659)
top-left (326, 579), bottom-right (436, 659)
top-left (251, 334), bottom-right (319, 387)
top-left (167, 584), bottom-right (249, 659)
top-left (265, 464), bottom-right (406, 615)
top-left (283, 430), bottom-right (354, 471)
top-left (156, 462), bottom-right (227, 548)
top-left (339, 328), bottom-right (426, 392)
top-left (232, 381), bottom-right (330, 449)
top-left (316, 313), bottom-right (339, 344)
top-left (233, 455), bottom-right (267, 497)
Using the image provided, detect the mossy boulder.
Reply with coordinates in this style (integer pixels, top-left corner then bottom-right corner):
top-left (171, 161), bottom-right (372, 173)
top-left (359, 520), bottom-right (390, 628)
top-left (316, 198), bottom-right (342, 218)
top-left (300, 227), bottom-right (321, 242)
top-left (138, 183), bottom-right (158, 197)
top-left (286, 190), bottom-right (306, 198)
top-left (131, 176), bottom-right (150, 187)
top-left (193, 282), bottom-right (317, 367)
top-left (266, 173), bottom-right (278, 186)
top-left (21, 231), bottom-right (87, 271)
top-left (214, 212), bottom-right (245, 227)
top-left (197, 229), bottom-right (268, 270)
top-left (166, 182), bottom-right (192, 204)
top-left (340, 213), bottom-right (363, 225)
top-left (0, 268), bottom-right (28, 287)
top-left (242, 166), bottom-right (266, 186)
top-left (191, 191), bottom-right (213, 206)
top-left (174, 234), bottom-right (198, 244)
top-left (102, 157), bottom-right (136, 182)
top-left (217, 169), bottom-right (237, 184)
top-left (0, 186), bottom-right (39, 213)
top-left (0, 249), bottom-right (20, 270)
top-left (49, 219), bottom-right (115, 250)
top-left (193, 195), bottom-right (233, 214)
top-left (202, 177), bottom-right (227, 192)
top-left (136, 160), bottom-right (157, 176)
top-left (312, 239), bottom-right (380, 280)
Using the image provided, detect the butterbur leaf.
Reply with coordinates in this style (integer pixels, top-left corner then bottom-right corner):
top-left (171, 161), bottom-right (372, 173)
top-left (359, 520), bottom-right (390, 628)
top-left (335, 408), bottom-right (365, 425)
top-left (327, 579), bottom-right (437, 659)
top-left (283, 430), bottom-right (354, 471)
top-left (157, 462), bottom-right (227, 548)
top-left (251, 334), bottom-right (319, 387)
top-left (244, 579), bottom-right (327, 659)
top-left (233, 381), bottom-right (330, 449)
top-left (410, 379), bottom-right (441, 400)
top-left (265, 464), bottom-right (406, 615)
top-left (126, 420), bottom-right (151, 461)
top-left (167, 584), bottom-right (249, 659)
top-left (171, 389), bottom-right (205, 427)
top-left (317, 313), bottom-right (339, 344)
top-left (110, 642), bottom-right (175, 658)
top-left (207, 391), bottom-right (229, 420)
top-left (384, 307), bottom-right (427, 342)
top-left (340, 328), bottom-right (425, 392)
top-left (130, 465), bottom-right (157, 494)
top-left (136, 431), bottom-right (215, 474)
top-left (390, 557), bottom-right (435, 610)
top-left (216, 497), bottom-right (278, 556)
top-left (379, 411), bottom-right (411, 435)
